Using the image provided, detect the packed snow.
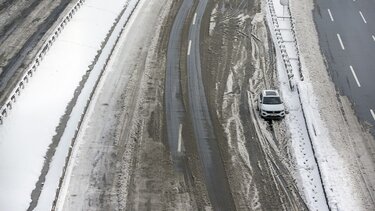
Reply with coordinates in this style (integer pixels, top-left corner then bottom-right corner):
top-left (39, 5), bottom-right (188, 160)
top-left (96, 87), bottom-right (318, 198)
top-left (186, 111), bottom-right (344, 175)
top-left (55, 0), bottom-right (171, 209)
top-left (0, 0), bottom-right (137, 210)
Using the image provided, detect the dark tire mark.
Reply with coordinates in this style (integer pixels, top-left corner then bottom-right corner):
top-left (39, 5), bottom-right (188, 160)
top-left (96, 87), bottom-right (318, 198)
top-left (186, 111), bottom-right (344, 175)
top-left (186, 0), bottom-right (236, 210)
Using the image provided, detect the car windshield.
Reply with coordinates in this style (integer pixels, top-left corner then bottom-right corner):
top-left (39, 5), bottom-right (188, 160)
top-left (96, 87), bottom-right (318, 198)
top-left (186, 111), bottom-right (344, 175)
top-left (263, 96), bottom-right (281, 104)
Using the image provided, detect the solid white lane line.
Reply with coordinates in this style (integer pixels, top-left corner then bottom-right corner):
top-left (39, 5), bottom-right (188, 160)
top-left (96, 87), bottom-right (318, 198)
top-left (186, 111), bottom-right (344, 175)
top-left (193, 13), bottom-right (197, 25)
top-left (177, 123), bottom-right (182, 152)
top-left (371, 109), bottom-right (375, 121)
top-left (359, 11), bottom-right (367, 23)
top-left (187, 40), bottom-right (192, 56)
top-left (337, 34), bottom-right (345, 50)
top-left (328, 9), bottom-right (334, 22)
top-left (349, 65), bottom-right (361, 87)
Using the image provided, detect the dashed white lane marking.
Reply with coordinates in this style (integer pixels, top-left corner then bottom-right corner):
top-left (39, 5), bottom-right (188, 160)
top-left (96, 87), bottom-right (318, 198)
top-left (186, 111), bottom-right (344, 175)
top-left (372, 35), bottom-right (375, 42)
top-left (350, 65), bottom-right (361, 87)
top-left (359, 11), bottom-right (367, 23)
top-left (370, 109), bottom-right (375, 121)
top-left (177, 123), bottom-right (182, 152)
top-left (192, 13), bottom-right (197, 25)
top-left (337, 33), bottom-right (345, 50)
top-left (187, 40), bottom-right (192, 56)
top-left (328, 9), bottom-right (334, 22)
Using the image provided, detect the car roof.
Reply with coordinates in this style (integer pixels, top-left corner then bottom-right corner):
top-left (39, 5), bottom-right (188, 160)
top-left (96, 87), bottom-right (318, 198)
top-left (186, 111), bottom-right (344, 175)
top-left (262, 90), bottom-right (280, 97)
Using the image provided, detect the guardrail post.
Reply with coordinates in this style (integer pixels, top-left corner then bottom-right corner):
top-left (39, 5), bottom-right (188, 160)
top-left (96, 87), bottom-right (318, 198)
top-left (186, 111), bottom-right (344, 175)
top-left (0, 0), bottom-right (87, 126)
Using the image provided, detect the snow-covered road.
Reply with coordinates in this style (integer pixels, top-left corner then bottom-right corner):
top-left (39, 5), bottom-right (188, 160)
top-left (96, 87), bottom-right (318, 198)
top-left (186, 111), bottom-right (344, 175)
top-left (0, 0), bottom-right (137, 210)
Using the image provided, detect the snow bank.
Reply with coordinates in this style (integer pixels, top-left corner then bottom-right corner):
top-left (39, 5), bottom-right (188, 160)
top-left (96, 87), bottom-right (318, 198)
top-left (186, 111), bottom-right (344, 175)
top-left (0, 0), bottom-right (86, 125)
top-left (36, 1), bottom-right (140, 210)
top-left (266, 0), bottom-right (330, 210)
top-left (0, 0), bottom-right (137, 210)
top-left (297, 81), bottom-right (363, 210)
top-left (54, 0), bottom-right (142, 208)
top-left (266, 0), bottom-right (365, 210)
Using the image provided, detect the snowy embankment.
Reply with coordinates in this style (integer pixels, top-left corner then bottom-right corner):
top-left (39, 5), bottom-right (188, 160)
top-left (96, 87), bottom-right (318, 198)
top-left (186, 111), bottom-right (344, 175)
top-left (266, 0), bottom-right (363, 210)
top-left (0, 0), bottom-right (138, 210)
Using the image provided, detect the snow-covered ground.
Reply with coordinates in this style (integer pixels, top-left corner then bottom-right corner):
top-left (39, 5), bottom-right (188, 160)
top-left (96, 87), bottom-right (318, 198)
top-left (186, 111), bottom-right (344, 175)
top-left (0, 0), bottom-right (137, 210)
top-left (290, 0), bottom-right (375, 209)
top-left (267, 0), bottom-right (375, 210)
top-left (266, 2), bottom-right (329, 210)
top-left (55, 0), bottom-right (186, 209)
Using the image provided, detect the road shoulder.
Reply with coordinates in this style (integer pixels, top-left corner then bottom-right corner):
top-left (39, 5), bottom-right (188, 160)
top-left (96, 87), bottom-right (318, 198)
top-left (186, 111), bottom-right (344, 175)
top-left (291, 0), bottom-right (375, 209)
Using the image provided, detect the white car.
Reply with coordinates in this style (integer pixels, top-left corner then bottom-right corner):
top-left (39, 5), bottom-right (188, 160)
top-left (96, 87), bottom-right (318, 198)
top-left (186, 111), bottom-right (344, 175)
top-left (258, 90), bottom-right (285, 119)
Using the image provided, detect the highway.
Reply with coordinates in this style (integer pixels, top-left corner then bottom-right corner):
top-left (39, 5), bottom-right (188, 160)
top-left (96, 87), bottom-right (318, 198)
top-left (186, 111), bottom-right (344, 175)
top-left (186, 0), bottom-right (235, 209)
top-left (313, 0), bottom-right (375, 135)
top-left (165, 0), bottom-right (192, 163)
top-left (164, 0), bottom-right (236, 209)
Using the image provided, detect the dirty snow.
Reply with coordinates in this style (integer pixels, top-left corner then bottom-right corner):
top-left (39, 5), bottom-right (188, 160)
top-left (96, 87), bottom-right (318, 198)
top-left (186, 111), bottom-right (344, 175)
top-left (267, 0), bottom-right (329, 210)
top-left (209, 4), bottom-right (218, 36)
top-left (55, 0), bottom-right (177, 209)
top-left (0, 0), bottom-right (136, 210)
top-left (289, 0), bottom-right (375, 209)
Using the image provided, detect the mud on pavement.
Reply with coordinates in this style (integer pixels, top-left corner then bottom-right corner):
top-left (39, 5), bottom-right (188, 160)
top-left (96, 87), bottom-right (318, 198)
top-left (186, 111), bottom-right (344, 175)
top-left (54, 0), bottom-right (310, 209)
top-left (124, 0), bottom-right (200, 209)
top-left (112, 0), bottom-right (309, 209)
top-left (199, 0), bottom-right (308, 210)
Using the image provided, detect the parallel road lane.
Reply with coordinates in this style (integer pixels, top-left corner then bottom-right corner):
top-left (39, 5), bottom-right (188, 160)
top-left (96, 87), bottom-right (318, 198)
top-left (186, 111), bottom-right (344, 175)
top-left (314, 0), bottom-right (375, 130)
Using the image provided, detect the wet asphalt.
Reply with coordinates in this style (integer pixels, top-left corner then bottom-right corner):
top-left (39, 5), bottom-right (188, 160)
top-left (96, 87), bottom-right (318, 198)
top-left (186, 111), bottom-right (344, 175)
top-left (313, 0), bottom-right (375, 135)
top-left (165, 0), bottom-right (192, 164)
top-left (165, 0), bottom-right (235, 209)
top-left (186, 0), bottom-right (235, 210)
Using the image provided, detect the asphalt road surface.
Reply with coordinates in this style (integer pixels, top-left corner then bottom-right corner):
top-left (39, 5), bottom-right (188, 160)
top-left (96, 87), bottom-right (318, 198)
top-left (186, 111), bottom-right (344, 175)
top-left (165, 0), bottom-right (192, 164)
top-left (186, 0), bottom-right (235, 210)
top-left (165, 0), bottom-right (235, 209)
top-left (313, 0), bottom-right (375, 135)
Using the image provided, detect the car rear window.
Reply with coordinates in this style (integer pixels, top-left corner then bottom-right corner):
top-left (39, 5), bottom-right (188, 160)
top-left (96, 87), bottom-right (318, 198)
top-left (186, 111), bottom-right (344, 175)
top-left (263, 97), bottom-right (281, 104)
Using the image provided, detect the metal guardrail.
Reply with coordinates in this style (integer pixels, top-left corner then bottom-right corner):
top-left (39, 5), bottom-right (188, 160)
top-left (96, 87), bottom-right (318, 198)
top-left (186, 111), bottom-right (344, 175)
top-left (268, 1), bottom-right (331, 209)
top-left (0, 0), bottom-right (86, 125)
top-left (267, 0), bottom-right (304, 91)
top-left (287, 6), bottom-right (304, 81)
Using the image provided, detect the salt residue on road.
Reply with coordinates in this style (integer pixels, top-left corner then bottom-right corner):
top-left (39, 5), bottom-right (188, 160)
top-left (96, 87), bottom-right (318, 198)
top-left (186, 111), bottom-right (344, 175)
top-left (0, 0), bottom-right (134, 210)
